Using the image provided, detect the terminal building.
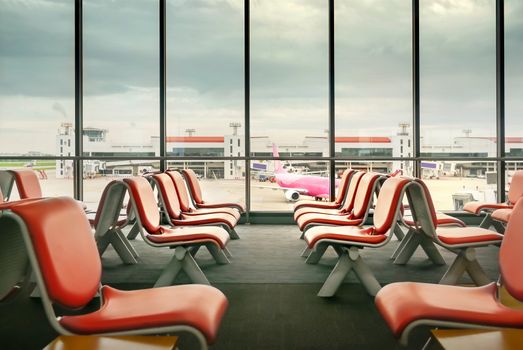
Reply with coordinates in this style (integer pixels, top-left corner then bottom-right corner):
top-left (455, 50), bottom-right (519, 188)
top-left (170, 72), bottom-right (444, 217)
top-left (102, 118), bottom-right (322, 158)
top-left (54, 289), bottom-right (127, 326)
top-left (56, 122), bottom-right (523, 180)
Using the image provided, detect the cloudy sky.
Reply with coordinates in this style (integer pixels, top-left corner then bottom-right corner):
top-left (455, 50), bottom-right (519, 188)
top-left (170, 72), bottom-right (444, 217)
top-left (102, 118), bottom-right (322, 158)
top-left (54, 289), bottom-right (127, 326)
top-left (0, 0), bottom-right (522, 155)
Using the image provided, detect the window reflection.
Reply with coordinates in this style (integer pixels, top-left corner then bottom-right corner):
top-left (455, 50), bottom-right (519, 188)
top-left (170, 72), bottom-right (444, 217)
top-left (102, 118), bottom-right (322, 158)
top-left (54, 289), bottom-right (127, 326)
top-left (83, 0), bottom-right (159, 155)
top-left (420, 0), bottom-right (496, 154)
top-left (166, 0), bottom-right (244, 156)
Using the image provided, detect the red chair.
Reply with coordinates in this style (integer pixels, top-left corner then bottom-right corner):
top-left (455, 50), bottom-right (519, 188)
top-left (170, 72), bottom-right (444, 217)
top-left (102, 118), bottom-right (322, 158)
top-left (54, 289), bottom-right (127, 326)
top-left (122, 177), bottom-right (231, 286)
top-left (292, 169), bottom-right (356, 212)
top-left (166, 170), bottom-right (241, 222)
top-left (296, 172), bottom-right (385, 232)
top-left (151, 173), bottom-right (240, 240)
top-left (491, 207), bottom-right (512, 226)
top-left (91, 181), bottom-right (139, 264)
top-left (293, 171), bottom-right (365, 221)
top-left (403, 178), bottom-right (503, 286)
top-left (391, 181), bottom-right (466, 266)
top-left (0, 199), bottom-right (32, 304)
top-left (463, 170), bottom-right (523, 232)
top-left (375, 197), bottom-right (523, 346)
top-left (0, 197), bottom-right (228, 349)
top-left (303, 176), bottom-right (412, 297)
top-left (0, 169), bottom-right (42, 200)
top-left (182, 168), bottom-right (245, 214)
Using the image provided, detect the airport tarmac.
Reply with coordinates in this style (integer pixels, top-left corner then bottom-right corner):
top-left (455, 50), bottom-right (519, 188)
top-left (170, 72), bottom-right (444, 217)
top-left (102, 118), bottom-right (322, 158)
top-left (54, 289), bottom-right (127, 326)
top-left (6, 169), bottom-right (493, 212)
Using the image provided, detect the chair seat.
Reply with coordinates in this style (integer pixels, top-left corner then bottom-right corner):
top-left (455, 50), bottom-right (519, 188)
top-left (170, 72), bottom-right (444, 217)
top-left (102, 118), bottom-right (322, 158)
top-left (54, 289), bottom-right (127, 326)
top-left (197, 202), bottom-right (245, 213)
top-left (146, 226), bottom-right (229, 248)
top-left (173, 213), bottom-right (237, 228)
top-left (297, 212), bottom-right (360, 231)
top-left (436, 227), bottom-right (503, 246)
top-left (186, 207), bottom-right (240, 221)
top-left (375, 282), bottom-right (523, 338)
top-left (492, 208), bottom-right (512, 223)
top-left (403, 213), bottom-right (466, 228)
top-left (463, 201), bottom-right (512, 215)
top-left (304, 225), bottom-right (387, 248)
top-left (294, 207), bottom-right (345, 221)
top-left (293, 200), bottom-right (339, 212)
top-left (60, 285), bottom-right (228, 344)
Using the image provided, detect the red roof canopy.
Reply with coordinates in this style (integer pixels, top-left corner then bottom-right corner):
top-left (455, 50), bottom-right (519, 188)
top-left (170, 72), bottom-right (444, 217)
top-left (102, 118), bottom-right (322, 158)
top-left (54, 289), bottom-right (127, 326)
top-left (166, 136), bottom-right (224, 143)
top-left (335, 137), bottom-right (391, 143)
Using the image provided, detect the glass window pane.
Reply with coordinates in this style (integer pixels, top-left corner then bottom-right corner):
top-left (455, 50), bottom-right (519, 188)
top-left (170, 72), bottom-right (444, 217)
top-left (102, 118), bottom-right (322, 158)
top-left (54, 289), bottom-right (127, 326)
top-left (421, 160), bottom-right (498, 210)
top-left (420, 0), bottom-right (496, 156)
top-left (335, 0), bottom-right (412, 154)
top-left (83, 0), bottom-right (159, 156)
top-left (0, 160), bottom-right (73, 199)
top-left (335, 160), bottom-right (413, 178)
top-left (505, 1), bottom-right (523, 157)
top-left (506, 162), bottom-right (523, 197)
top-left (0, 1), bottom-right (74, 156)
top-left (166, 0), bottom-right (244, 156)
top-left (83, 159), bottom-right (161, 211)
top-left (167, 160), bottom-right (245, 209)
top-left (250, 0), bottom-right (328, 150)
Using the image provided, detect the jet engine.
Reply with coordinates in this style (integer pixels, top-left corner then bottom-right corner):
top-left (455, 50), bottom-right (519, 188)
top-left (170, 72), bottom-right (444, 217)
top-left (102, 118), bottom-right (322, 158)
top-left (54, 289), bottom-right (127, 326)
top-left (285, 190), bottom-right (300, 201)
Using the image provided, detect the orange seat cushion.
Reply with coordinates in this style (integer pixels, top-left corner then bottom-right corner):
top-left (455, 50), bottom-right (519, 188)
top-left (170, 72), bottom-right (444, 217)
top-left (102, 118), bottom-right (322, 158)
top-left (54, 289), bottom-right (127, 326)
top-left (173, 213), bottom-right (237, 228)
top-left (297, 212), bottom-right (360, 231)
top-left (492, 208), bottom-right (512, 223)
top-left (436, 227), bottom-right (503, 246)
top-left (304, 225), bottom-right (387, 248)
top-left (294, 207), bottom-right (344, 221)
top-left (375, 282), bottom-right (523, 338)
top-left (60, 285), bottom-right (228, 344)
top-left (293, 200), bottom-right (339, 212)
top-left (403, 212), bottom-right (465, 228)
top-left (197, 202), bottom-right (246, 213)
top-left (463, 201), bottom-right (512, 215)
top-left (187, 207), bottom-right (241, 221)
top-left (146, 226), bottom-right (229, 249)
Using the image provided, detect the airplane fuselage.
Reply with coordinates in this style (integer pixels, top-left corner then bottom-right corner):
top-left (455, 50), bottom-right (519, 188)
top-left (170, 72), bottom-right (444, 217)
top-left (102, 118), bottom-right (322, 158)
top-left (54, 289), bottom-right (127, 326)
top-left (275, 172), bottom-right (339, 198)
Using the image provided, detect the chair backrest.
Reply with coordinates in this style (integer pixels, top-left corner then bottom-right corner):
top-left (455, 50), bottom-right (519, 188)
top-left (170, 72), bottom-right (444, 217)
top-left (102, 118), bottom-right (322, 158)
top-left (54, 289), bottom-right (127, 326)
top-left (351, 172), bottom-right (383, 219)
top-left (152, 173), bottom-right (183, 220)
top-left (403, 178), bottom-right (439, 237)
top-left (411, 178), bottom-right (439, 227)
top-left (92, 181), bottom-right (128, 239)
top-left (508, 170), bottom-right (523, 205)
top-left (334, 169), bottom-right (355, 205)
top-left (339, 171), bottom-right (365, 212)
top-left (12, 169), bottom-right (43, 199)
top-left (123, 177), bottom-right (162, 234)
top-left (182, 169), bottom-right (204, 204)
top-left (500, 198), bottom-right (523, 301)
top-left (4, 197), bottom-right (101, 309)
top-left (166, 170), bottom-right (193, 212)
top-left (0, 171), bottom-right (15, 200)
top-left (0, 202), bottom-right (30, 303)
top-left (373, 177), bottom-right (412, 234)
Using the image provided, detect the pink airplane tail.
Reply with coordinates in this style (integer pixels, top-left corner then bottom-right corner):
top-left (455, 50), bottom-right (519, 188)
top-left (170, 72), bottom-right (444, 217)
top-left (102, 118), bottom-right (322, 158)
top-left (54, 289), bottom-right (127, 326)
top-left (272, 143), bottom-right (286, 174)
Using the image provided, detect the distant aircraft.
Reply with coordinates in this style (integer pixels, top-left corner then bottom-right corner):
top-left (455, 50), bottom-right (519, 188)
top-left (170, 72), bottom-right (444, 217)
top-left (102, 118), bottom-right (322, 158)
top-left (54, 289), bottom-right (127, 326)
top-left (257, 144), bottom-right (340, 201)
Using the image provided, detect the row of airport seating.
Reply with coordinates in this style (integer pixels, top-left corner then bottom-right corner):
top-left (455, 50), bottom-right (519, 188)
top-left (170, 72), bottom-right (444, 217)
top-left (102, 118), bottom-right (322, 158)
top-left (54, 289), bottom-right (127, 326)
top-left (2, 167), bottom-right (523, 347)
top-left (293, 169), bottom-right (523, 345)
top-left (0, 168), bottom-right (245, 349)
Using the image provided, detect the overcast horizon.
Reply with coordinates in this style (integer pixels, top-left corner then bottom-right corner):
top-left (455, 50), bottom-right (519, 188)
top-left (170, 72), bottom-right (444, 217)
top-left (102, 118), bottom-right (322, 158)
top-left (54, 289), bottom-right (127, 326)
top-left (1, 0), bottom-right (522, 155)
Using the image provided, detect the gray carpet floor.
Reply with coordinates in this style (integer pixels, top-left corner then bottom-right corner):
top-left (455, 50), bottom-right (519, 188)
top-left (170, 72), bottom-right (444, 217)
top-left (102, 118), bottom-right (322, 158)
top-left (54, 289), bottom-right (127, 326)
top-left (101, 224), bottom-right (500, 286)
